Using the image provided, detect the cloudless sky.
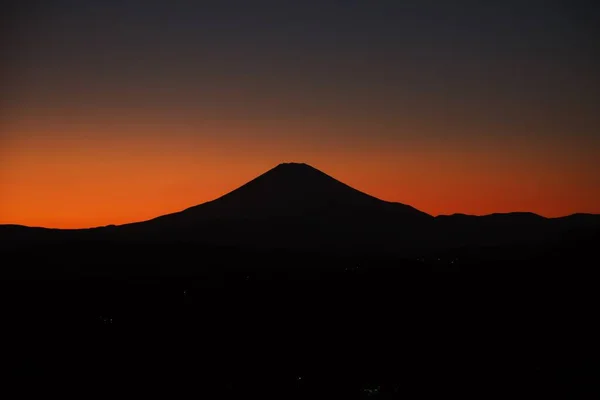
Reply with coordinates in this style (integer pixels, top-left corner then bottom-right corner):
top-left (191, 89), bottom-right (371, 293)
top-left (2, 0), bottom-right (599, 227)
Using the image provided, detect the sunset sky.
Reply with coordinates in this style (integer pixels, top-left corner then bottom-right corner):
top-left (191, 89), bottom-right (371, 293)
top-left (2, 0), bottom-right (599, 228)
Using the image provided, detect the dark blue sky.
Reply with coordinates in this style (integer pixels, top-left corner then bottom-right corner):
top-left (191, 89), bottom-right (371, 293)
top-left (7, 1), bottom-right (598, 128)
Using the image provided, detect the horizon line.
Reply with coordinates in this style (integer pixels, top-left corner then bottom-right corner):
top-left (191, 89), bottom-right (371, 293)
top-left (1, 162), bottom-right (597, 229)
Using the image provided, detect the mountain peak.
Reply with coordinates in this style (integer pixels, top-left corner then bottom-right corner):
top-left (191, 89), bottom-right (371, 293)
top-left (254, 162), bottom-right (333, 185)
top-left (275, 162), bottom-right (311, 168)
top-left (270, 162), bottom-right (319, 174)
top-left (146, 162), bottom-right (431, 223)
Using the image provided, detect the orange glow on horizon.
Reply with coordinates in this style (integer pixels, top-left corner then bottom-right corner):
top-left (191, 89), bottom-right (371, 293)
top-left (2, 124), bottom-right (599, 229)
top-left (3, 1), bottom-right (599, 229)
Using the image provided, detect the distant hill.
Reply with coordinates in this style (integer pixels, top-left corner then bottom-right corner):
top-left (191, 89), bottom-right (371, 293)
top-left (1, 162), bottom-right (599, 255)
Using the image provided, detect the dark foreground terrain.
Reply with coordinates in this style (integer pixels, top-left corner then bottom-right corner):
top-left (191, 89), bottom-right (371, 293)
top-left (2, 233), bottom-right (599, 398)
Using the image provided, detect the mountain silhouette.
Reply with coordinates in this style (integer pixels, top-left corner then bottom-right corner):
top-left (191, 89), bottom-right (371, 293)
top-left (135, 162), bottom-right (431, 224)
top-left (108, 162), bottom-right (432, 252)
top-left (1, 162), bottom-right (599, 255)
top-left (2, 163), bottom-right (599, 393)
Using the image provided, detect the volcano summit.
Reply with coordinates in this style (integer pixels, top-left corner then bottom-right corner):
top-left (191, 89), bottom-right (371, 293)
top-left (1, 162), bottom-right (599, 255)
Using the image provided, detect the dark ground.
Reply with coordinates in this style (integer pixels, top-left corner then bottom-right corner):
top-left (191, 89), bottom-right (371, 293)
top-left (2, 236), bottom-right (599, 398)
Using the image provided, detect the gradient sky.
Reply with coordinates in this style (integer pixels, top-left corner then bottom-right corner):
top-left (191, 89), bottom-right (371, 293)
top-left (2, 0), bottom-right (599, 228)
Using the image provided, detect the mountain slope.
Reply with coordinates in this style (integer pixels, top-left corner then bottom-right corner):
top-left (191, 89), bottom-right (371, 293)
top-left (1, 162), bottom-right (599, 255)
top-left (110, 162), bottom-right (433, 251)
top-left (138, 162), bottom-right (431, 225)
